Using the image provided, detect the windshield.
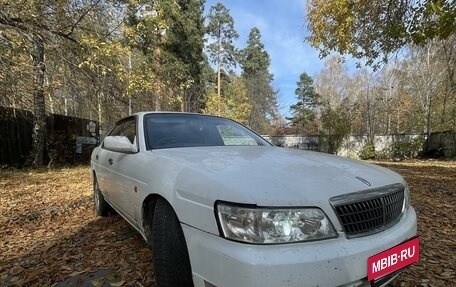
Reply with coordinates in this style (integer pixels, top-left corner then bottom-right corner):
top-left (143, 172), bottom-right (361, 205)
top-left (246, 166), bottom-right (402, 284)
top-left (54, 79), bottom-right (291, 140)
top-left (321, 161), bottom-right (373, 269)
top-left (144, 113), bottom-right (271, 150)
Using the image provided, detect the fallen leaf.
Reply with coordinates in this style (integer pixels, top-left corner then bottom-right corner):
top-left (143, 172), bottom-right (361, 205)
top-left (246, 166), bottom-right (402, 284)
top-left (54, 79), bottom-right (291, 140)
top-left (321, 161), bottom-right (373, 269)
top-left (110, 280), bottom-right (125, 286)
top-left (427, 260), bottom-right (440, 264)
top-left (439, 271), bottom-right (454, 279)
top-left (22, 269), bottom-right (42, 284)
top-left (68, 269), bottom-right (88, 277)
top-left (9, 276), bottom-right (19, 282)
top-left (90, 279), bottom-right (103, 287)
top-left (61, 265), bottom-right (73, 271)
top-left (10, 266), bottom-right (24, 275)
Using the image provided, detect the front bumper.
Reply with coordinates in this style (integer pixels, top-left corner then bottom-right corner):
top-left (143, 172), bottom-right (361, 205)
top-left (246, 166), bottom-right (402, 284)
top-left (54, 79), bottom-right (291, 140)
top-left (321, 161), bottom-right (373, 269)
top-left (182, 207), bottom-right (417, 287)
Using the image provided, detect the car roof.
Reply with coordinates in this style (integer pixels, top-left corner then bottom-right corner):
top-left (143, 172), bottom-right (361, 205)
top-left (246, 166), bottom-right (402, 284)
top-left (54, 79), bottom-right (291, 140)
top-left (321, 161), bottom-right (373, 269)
top-left (133, 111), bottom-right (202, 117)
top-left (119, 112), bottom-right (230, 123)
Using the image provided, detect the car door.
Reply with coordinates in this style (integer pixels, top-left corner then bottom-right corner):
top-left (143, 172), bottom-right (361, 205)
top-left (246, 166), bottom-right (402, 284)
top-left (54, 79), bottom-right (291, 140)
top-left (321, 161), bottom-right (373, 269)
top-left (94, 121), bottom-right (126, 200)
top-left (107, 117), bottom-right (142, 225)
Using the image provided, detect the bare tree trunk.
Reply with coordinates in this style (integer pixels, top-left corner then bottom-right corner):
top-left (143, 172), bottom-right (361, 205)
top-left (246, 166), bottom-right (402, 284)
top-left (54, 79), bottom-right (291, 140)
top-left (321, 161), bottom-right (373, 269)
top-left (154, 96), bottom-right (161, 111)
top-left (12, 95), bottom-right (16, 117)
top-left (396, 100), bottom-right (400, 133)
top-left (64, 97), bottom-right (68, 116)
top-left (46, 75), bottom-right (54, 114)
top-left (424, 47), bottom-right (433, 153)
top-left (31, 33), bottom-right (46, 166)
top-left (366, 83), bottom-right (374, 144)
top-left (154, 31), bottom-right (162, 111)
top-left (129, 96), bottom-right (132, 115)
top-left (48, 94), bottom-right (54, 114)
top-left (128, 55), bottom-right (132, 115)
top-left (97, 91), bottom-right (103, 135)
top-left (217, 31), bottom-right (221, 104)
top-left (425, 92), bottom-right (432, 149)
top-left (181, 88), bottom-right (186, 112)
top-left (387, 113), bottom-right (391, 135)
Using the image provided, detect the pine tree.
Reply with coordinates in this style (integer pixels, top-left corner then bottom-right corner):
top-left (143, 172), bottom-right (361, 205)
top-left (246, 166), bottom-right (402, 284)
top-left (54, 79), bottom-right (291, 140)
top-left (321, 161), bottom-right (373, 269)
top-left (206, 2), bottom-right (239, 100)
top-left (165, 0), bottom-right (206, 112)
top-left (288, 72), bottom-right (319, 132)
top-left (240, 27), bottom-right (278, 133)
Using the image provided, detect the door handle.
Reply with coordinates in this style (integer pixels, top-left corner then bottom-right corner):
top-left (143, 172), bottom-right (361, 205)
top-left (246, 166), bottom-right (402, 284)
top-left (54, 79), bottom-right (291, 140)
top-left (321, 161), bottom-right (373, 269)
top-left (108, 158), bottom-right (113, 165)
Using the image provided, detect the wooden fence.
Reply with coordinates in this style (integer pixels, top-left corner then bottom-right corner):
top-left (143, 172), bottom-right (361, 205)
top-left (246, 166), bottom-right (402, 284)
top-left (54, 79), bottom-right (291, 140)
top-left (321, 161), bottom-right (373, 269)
top-left (0, 107), bottom-right (34, 167)
top-left (0, 107), bottom-right (99, 167)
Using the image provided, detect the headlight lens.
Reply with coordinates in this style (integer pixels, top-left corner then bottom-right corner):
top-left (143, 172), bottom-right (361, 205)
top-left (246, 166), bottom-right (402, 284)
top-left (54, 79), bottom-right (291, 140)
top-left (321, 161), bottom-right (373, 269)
top-left (216, 203), bottom-right (337, 244)
top-left (403, 181), bottom-right (411, 212)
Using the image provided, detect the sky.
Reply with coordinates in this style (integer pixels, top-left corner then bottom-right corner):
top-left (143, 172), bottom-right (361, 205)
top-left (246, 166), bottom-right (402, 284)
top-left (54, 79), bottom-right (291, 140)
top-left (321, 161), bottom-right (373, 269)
top-left (203, 0), bottom-right (328, 117)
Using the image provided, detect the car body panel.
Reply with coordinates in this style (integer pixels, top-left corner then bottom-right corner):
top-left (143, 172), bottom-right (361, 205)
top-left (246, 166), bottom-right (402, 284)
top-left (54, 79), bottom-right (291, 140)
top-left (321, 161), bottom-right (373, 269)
top-left (105, 145), bottom-right (405, 234)
top-left (184, 207), bottom-right (416, 287)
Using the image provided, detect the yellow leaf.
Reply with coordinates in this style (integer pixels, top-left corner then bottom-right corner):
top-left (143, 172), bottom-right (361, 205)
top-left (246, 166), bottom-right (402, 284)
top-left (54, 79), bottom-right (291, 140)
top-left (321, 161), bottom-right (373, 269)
top-left (110, 280), bottom-right (125, 287)
top-left (91, 279), bottom-right (103, 287)
top-left (10, 266), bottom-right (24, 275)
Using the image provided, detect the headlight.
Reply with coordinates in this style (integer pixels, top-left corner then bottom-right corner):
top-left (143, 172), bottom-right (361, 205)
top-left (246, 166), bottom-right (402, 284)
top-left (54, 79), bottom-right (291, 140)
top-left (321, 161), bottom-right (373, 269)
top-left (403, 181), bottom-right (411, 212)
top-left (216, 202), bottom-right (337, 244)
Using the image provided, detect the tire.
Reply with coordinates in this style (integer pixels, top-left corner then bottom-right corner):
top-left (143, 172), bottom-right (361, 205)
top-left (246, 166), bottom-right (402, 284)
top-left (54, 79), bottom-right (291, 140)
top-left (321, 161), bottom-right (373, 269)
top-left (93, 177), bottom-right (111, 216)
top-left (152, 198), bottom-right (193, 287)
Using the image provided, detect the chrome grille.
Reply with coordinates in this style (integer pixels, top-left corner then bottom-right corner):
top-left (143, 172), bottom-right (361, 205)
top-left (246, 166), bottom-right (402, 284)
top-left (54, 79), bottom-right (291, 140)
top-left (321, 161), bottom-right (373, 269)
top-left (330, 183), bottom-right (405, 238)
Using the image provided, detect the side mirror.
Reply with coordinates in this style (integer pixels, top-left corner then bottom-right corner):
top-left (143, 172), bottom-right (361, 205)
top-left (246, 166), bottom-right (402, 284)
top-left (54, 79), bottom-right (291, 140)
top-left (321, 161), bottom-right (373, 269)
top-left (103, 136), bottom-right (138, 153)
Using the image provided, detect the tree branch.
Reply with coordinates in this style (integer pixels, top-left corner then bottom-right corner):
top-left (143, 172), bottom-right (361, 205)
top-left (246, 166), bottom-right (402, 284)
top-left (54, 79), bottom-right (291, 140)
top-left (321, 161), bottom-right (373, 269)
top-left (0, 12), bottom-right (78, 43)
top-left (67, 0), bottom-right (102, 36)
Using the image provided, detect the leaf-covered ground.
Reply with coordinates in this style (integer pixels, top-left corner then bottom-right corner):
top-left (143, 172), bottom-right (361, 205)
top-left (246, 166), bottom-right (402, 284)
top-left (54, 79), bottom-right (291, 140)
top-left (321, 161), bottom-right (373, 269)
top-left (0, 160), bottom-right (455, 287)
top-left (0, 167), bottom-right (153, 287)
top-left (376, 161), bottom-right (456, 287)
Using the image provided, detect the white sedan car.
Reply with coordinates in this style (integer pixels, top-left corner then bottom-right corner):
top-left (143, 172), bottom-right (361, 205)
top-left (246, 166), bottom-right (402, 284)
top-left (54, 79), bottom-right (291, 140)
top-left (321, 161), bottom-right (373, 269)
top-left (90, 112), bottom-right (418, 287)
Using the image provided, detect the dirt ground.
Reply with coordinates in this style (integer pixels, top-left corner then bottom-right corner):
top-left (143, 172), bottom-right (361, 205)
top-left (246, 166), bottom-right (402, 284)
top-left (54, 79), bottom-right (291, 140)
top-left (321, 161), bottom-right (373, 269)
top-left (0, 160), bottom-right (455, 287)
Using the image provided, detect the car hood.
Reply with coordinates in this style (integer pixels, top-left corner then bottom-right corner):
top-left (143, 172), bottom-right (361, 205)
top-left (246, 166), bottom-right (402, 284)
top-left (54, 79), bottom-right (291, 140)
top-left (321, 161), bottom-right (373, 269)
top-left (148, 146), bottom-right (404, 207)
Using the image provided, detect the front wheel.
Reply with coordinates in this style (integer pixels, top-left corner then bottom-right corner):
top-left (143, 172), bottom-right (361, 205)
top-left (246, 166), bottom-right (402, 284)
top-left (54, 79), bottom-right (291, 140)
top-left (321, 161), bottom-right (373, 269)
top-left (93, 177), bottom-right (111, 216)
top-left (152, 198), bottom-right (193, 287)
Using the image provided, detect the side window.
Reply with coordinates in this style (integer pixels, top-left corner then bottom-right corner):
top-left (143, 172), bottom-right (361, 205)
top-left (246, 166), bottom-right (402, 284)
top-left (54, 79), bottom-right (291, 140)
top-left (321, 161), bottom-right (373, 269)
top-left (107, 118), bottom-right (137, 144)
top-left (108, 122), bottom-right (125, 137)
top-left (122, 119), bottom-right (136, 144)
